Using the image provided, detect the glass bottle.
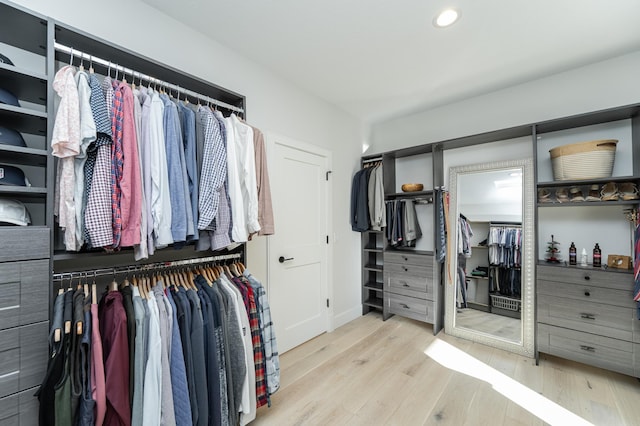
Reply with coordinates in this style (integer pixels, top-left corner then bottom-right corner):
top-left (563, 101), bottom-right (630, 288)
top-left (569, 242), bottom-right (576, 266)
top-left (593, 243), bottom-right (602, 268)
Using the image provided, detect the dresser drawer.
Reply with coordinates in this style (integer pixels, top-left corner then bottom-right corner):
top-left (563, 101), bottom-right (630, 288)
top-left (537, 264), bottom-right (631, 291)
top-left (0, 227), bottom-right (49, 263)
top-left (0, 260), bottom-right (49, 331)
top-left (538, 294), bottom-right (633, 341)
top-left (537, 279), bottom-right (633, 308)
top-left (384, 271), bottom-right (432, 298)
top-left (0, 322), bottom-right (48, 399)
top-left (384, 251), bottom-right (433, 267)
top-left (0, 386), bottom-right (39, 425)
top-left (538, 323), bottom-right (634, 377)
top-left (384, 262), bottom-right (431, 278)
top-left (386, 292), bottom-right (433, 323)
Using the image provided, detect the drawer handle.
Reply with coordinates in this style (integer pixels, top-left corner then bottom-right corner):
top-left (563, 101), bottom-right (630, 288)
top-left (400, 303), bottom-right (410, 309)
top-left (584, 290), bottom-right (590, 297)
top-left (584, 275), bottom-right (591, 281)
top-left (580, 313), bottom-right (596, 320)
top-left (403, 267), bottom-right (408, 272)
top-left (403, 256), bottom-right (408, 261)
top-left (399, 281), bottom-right (410, 287)
top-left (580, 345), bottom-right (595, 353)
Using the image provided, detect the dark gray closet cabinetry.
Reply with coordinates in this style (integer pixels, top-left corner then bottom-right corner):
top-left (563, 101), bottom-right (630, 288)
top-left (0, 2), bottom-right (52, 424)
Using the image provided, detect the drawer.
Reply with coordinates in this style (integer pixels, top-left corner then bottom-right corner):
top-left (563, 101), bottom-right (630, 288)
top-left (538, 323), bottom-right (634, 377)
top-left (384, 272), bottom-right (432, 299)
top-left (384, 251), bottom-right (433, 267)
top-left (537, 279), bottom-right (634, 308)
top-left (384, 262), bottom-right (432, 279)
top-left (0, 227), bottom-right (49, 263)
top-left (537, 264), bottom-right (631, 291)
top-left (0, 322), bottom-right (48, 399)
top-left (0, 260), bottom-right (49, 331)
top-left (538, 294), bottom-right (633, 341)
top-left (386, 292), bottom-right (433, 323)
top-left (0, 386), bottom-right (39, 425)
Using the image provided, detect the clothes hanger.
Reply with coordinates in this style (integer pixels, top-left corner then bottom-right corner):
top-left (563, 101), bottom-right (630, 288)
top-left (78, 52), bottom-right (84, 72)
top-left (109, 271), bottom-right (119, 292)
top-left (88, 55), bottom-right (94, 74)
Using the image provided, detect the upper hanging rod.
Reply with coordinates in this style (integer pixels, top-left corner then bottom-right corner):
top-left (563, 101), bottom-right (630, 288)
top-left (362, 157), bottom-right (383, 164)
top-left (54, 42), bottom-right (244, 114)
top-left (52, 252), bottom-right (243, 281)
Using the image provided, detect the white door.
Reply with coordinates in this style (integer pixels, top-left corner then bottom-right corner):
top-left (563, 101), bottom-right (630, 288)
top-left (267, 135), bottom-right (330, 353)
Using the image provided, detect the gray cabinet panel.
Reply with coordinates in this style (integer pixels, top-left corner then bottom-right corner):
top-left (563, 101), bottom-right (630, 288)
top-left (0, 228), bottom-right (49, 263)
top-left (0, 387), bottom-right (39, 425)
top-left (0, 322), bottom-right (48, 399)
top-left (537, 279), bottom-right (634, 308)
top-left (0, 260), bottom-right (49, 331)
top-left (385, 262), bottom-right (431, 278)
top-left (384, 272), bottom-right (431, 297)
top-left (538, 294), bottom-right (633, 341)
top-left (537, 264), bottom-right (632, 291)
top-left (538, 324), bottom-right (634, 377)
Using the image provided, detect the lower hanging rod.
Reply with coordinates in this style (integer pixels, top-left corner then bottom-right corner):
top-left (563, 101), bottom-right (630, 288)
top-left (54, 42), bottom-right (244, 114)
top-left (52, 252), bottom-right (243, 281)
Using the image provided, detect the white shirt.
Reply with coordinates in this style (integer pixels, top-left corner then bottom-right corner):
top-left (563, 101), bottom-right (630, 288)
top-left (143, 295), bottom-right (162, 426)
top-left (221, 113), bottom-right (247, 242)
top-left (132, 88), bottom-right (148, 260)
top-left (229, 114), bottom-right (261, 235)
top-left (149, 92), bottom-right (173, 248)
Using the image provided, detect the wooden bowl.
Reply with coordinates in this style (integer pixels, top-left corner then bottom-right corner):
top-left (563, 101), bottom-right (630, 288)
top-left (401, 183), bottom-right (424, 192)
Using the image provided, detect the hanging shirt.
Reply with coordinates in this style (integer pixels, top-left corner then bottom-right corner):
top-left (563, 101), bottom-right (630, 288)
top-left (109, 80), bottom-right (125, 248)
top-left (152, 283), bottom-right (176, 425)
top-left (250, 126), bottom-right (275, 236)
top-left (132, 88), bottom-right (148, 260)
top-left (229, 114), bottom-right (260, 236)
top-left (52, 65), bottom-right (80, 251)
top-left (117, 82), bottom-right (142, 248)
top-left (177, 102), bottom-right (199, 239)
top-left (197, 107), bottom-right (227, 230)
top-left (131, 286), bottom-right (147, 426)
top-left (84, 74), bottom-right (113, 249)
top-left (136, 87), bottom-right (155, 256)
top-left (149, 91), bottom-right (173, 248)
top-left (143, 292), bottom-right (162, 426)
top-left (73, 70), bottom-right (96, 251)
top-left (219, 112), bottom-right (246, 242)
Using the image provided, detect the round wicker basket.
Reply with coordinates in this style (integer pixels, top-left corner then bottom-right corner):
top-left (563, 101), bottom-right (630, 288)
top-left (401, 183), bottom-right (424, 192)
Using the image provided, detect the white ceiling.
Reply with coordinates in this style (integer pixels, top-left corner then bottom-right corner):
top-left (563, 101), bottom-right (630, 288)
top-left (142, 0), bottom-right (640, 124)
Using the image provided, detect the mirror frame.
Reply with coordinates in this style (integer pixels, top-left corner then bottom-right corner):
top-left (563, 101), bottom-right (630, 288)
top-left (445, 158), bottom-right (535, 358)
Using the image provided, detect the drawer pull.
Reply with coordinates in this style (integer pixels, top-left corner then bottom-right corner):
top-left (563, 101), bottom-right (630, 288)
top-left (403, 256), bottom-right (408, 261)
top-left (580, 313), bottom-right (596, 320)
top-left (580, 345), bottom-right (595, 353)
top-left (402, 267), bottom-right (408, 272)
top-left (584, 290), bottom-right (590, 297)
top-left (400, 303), bottom-right (410, 309)
top-left (584, 275), bottom-right (591, 281)
top-left (399, 281), bottom-right (410, 287)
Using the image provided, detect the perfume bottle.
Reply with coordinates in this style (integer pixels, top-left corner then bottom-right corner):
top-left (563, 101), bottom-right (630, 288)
top-left (569, 242), bottom-right (576, 266)
top-left (580, 248), bottom-right (588, 266)
top-left (593, 243), bottom-right (602, 268)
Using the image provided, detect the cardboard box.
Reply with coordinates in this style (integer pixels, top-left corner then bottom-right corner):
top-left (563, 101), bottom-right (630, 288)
top-left (607, 255), bottom-right (632, 269)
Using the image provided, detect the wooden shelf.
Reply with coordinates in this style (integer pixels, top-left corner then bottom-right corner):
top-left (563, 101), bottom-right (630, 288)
top-left (386, 190), bottom-right (433, 199)
top-left (538, 200), bottom-right (639, 207)
top-left (364, 281), bottom-right (383, 291)
top-left (363, 246), bottom-right (383, 253)
top-left (0, 185), bottom-right (47, 198)
top-left (0, 104), bottom-right (47, 135)
top-left (363, 296), bottom-right (383, 309)
top-left (537, 176), bottom-right (638, 188)
top-left (363, 264), bottom-right (383, 272)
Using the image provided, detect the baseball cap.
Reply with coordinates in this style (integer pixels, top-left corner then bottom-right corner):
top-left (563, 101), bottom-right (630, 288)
top-left (0, 126), bottom-right (27, 148)
top-left (0, 87), bottom-right (20, 107)
top-left (0, 53), bottom-right (13, 66)
top-left (0, 164), bottom-right (31, 186)
top-left (0, 198), bottom-right (31, 226)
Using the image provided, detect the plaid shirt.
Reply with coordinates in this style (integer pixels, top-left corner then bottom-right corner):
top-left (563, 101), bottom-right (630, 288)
top-left (197, 107), bottom-right (227, 230)
top-left (244, 270), bottom-right (280, 397)
top-left (110, 81), bottom-right (125, 248)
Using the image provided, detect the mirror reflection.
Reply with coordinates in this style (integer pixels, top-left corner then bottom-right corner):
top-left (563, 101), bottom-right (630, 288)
top-left (454, 167), bottom-right (523, 343)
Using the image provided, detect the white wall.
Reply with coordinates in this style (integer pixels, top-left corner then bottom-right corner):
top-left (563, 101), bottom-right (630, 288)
top-left (371, 50), bottom-right (640, 153)
top-left (14, 0), bottom-right (364, 329)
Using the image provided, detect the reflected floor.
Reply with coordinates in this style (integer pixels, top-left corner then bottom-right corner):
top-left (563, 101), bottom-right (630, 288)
top-left (456, 308), bottom-right (521, 342)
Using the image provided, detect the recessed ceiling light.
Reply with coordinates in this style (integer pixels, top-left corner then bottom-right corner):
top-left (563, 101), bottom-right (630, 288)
top-left (434, 8), bottom-right (460, 28)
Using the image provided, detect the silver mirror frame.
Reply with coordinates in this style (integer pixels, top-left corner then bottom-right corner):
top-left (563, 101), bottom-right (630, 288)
top-left (445, 158), bottom-right (535, 358)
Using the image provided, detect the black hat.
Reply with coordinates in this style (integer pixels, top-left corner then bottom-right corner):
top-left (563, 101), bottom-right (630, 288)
top-left (0, 53), bottom-right (13, 66)
top-left (0, 164), bottom-right (30, 187)
top-left (0, 126), bottom-right (26, 148)
top-left (0, 87), bottom-right (19, 107)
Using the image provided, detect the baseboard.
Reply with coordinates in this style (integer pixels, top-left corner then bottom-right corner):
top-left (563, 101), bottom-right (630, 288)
top-left (330, 305), bottom-right (362, 331)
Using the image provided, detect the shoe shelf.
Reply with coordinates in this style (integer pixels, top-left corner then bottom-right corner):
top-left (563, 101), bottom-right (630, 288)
top-left (536, 175), bottom-right (638, 188)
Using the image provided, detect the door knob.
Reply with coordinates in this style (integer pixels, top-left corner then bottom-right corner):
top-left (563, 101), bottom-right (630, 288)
top-left (279, 256), bottom-right (294, 263)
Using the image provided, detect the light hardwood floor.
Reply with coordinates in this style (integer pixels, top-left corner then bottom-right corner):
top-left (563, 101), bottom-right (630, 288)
top-left (254, 312), bottom-right (640, 426)
top-left (456, 308), bottom-right (521, 342)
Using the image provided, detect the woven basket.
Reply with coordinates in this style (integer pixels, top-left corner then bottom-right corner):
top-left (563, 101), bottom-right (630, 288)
top-left (549, 139), bottom-right (617, 181)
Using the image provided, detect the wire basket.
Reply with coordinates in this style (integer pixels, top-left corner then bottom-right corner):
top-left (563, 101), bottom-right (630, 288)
top-left (490, 294), bottom-right (521, 312)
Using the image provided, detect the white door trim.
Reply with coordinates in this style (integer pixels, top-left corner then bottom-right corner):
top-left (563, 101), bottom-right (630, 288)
top-left (265, 132), bottom-right (334, 334)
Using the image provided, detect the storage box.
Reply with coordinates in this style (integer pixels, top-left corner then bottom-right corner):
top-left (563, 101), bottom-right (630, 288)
top-left (490, 294), bottom-right (521, 312)
top-left (549, 139), bottom-right (617, 181)
top-left (607, 254), bottom-right (631, 269)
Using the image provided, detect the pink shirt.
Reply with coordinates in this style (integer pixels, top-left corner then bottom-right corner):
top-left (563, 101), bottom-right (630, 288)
top-left (117, 82), bottom-right (142, 247)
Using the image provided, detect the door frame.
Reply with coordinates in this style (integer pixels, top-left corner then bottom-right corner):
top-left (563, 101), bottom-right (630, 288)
top-left (265, 132), bottom-right (334, 337)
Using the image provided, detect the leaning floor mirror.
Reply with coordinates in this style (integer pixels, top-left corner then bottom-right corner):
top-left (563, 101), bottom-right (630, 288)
top-left (445, 158), bottom-right (535, 357)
